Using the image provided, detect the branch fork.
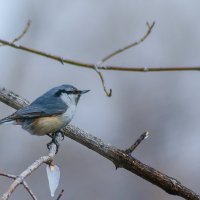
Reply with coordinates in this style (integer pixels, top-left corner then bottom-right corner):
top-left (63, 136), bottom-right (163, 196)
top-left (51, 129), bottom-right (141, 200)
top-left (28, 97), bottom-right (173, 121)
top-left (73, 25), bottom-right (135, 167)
top-left (0, 87), bottom-right (199, 200)
top-left (0, 20), bottom-right (200, 200)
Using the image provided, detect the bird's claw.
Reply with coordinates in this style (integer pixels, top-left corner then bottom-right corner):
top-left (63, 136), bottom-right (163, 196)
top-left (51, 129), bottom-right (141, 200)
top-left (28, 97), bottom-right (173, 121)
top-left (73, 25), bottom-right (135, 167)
top-left (47, 139), bottom-right (59, 154)
top-left (47, 131), bottom-right (65, 140)
top-left (47, 134), bottom-right (60, 154)
top-left (46, 131), bottom-right (65, 153)
top-left (60, 130), bottom-right (65, 141)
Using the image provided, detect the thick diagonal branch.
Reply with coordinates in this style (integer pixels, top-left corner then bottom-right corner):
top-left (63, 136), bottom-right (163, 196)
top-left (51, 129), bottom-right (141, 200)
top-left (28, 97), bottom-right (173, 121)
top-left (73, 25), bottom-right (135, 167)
top-left (0, 87), bottom-right (199, 200)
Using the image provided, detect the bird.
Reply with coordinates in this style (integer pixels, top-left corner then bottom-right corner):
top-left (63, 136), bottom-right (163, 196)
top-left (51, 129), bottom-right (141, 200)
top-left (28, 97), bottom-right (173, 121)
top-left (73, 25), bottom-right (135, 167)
top-left (0, 84), bottom-right (90, 152)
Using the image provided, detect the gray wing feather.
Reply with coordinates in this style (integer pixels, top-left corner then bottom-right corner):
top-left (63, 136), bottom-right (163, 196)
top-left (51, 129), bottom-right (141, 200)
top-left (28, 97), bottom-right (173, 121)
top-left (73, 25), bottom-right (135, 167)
top-left (14, 94), bottom-right (68, 118)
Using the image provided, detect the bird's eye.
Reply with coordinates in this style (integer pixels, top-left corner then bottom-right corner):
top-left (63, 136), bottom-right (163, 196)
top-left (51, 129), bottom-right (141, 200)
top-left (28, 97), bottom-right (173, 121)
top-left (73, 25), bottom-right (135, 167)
top-left (54, 89), bottom-right (68, 97)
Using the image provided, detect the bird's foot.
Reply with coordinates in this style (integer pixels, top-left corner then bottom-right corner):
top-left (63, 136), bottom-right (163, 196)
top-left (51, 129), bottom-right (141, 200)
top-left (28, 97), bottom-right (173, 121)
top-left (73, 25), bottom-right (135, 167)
top-left (47, 138), bottom-right (59, 154)
top-left (47, 132), bottom-right (62, 154)
top-left (59, 130), bottom-right (65, 141)
top-left (47, 131), bottom-right (65, 140)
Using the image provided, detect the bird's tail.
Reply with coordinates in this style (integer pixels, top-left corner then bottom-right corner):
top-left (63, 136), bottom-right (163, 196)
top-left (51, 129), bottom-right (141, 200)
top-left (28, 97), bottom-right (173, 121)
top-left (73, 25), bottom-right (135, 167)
top-left (0, 117), bottom-right (13, 125)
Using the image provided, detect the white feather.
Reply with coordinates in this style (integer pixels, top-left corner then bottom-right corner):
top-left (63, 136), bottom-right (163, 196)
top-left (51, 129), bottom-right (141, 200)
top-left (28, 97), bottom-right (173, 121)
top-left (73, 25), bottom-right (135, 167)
top-left (60, 93), bottom-right (77, 124)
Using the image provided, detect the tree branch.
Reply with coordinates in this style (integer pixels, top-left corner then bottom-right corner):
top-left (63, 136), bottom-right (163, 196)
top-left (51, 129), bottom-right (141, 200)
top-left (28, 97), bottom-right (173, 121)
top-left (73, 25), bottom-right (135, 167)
top-left (100, 22), bottom-right (155, 63)
top-left (0, 142), bottom-right (57, 200)
top-left (0, 20), bottom-right (31, 47)
top-left (0, 24), bottom-right (200, 73)
top-left (0, 87), bottom-right (199, 200)
top-left (56, 189), bottom-right (64, 200)
top-left (125, 131), bottom-right (149, 155)
top-left (0, 172), bottom-right (37, 200)
top-left (0, 94), bottom-right (61, 200)
top-left (93, 63), bottom-right (112, 97)
top-left (1, 21), bottom-right (199, 97)
top-left (93, 21), bottom-right (155, 97)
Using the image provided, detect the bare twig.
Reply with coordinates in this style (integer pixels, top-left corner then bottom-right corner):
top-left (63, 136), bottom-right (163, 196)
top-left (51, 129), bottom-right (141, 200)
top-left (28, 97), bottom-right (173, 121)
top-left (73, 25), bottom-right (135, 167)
top-left (0, 172), bottom-right (37, 200)
top-left (0, 87), bottom-right (199, 200)
top-left (56, 189), bottom-right (64, 200)
top-left (21, 181), bottom-right (37, 200)
top-left (94, 22), bottom-right (155, 97)
top-left (1, 37), bottom-right (200, 72)
top-left (0, 172), bottom-right (17, 180)
top-left (11, 20), bottom-right (31, 44)
top-left (2, 22), bottom-right (154, 98)
top-left (63, 127), bottom-right (200, 200)
top-left (0, 20), bottom-right (31, 47)
top-left (0, 136), bottom-right (60, 200)
top-left (125, 132), bottom-right (149, 155)
top-left (101, 21), bottom-right (155, 64)
top-left (0, 20), bottom-right (199, 75)
top-left (94, 64), bottom-right (112, 97)
top-left (0, 38), bottom-right (200, 72)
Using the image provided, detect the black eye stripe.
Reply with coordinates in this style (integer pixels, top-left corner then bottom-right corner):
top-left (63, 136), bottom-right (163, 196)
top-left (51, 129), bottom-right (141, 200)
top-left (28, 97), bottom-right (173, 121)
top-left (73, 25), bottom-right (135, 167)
top-left (54, 89), bottom-right (79, 97)
top-left (67, 91), bottom-right (76, 94)
top-left (55, 89), bottom-right (65, 97)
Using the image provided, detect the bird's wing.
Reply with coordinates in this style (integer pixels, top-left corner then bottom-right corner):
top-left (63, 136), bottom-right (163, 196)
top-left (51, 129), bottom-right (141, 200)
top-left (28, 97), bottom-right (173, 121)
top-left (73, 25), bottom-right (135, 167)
top-left (13, 100), bottom-right (68, 119)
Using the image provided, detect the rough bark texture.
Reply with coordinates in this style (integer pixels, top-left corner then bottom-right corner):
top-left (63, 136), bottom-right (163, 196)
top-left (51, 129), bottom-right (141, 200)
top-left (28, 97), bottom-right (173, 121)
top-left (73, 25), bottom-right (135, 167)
top-left (0, 87), bottom-right (199, 200)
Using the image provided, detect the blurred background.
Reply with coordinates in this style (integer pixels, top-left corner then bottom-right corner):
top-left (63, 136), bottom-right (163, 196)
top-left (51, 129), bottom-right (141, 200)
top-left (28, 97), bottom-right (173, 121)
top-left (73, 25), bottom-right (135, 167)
top-left (0, 0), bottom-right (200, 199)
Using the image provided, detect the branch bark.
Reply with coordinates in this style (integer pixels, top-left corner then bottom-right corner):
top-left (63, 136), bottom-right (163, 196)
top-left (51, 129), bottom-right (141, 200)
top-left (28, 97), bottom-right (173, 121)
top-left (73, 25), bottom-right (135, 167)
top-left (0, 20), bottom-right (31, 47)
top-left (93, 21), bottom-right (155, 97)
top-left (0, 27), bottom-right (200, 72)
top-left (0, 137), bottom-right (58, 200)
top-left (0, 172), bottom-right (37, 200)
top-left (0, 87), bottom-right (199, 200)
top-left (0, 38), bottom-right (200, 72)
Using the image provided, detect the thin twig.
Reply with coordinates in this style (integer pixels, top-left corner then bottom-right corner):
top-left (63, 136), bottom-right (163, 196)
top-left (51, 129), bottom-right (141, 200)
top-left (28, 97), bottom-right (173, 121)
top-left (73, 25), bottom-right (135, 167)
top-left (0, 137), bottom-right (60, 200)
top-left (0, 21), bottom-right (199, 74)
top-left (0, 172), bottom-right (16, 179)
top-left (56, 189), bottom-right (64, 200)
top-left (0, 38), bottom-right (200, 72)
top-left (22, 181), bottom-right (37, 200)
top-left (125, 132), bottom-right (149, 155)
top-left (0, 87), bottom-right (199, 200)
top-left (101, 21), bottom-right (155, 63)
top-left (0, 172), bottom-right (37, 200)
top-left (94, 63), bottom-right (112, 97)
top-left (0, 20), bottom-right (31, 47)
top-left (11, 20), bottom-right (31, 44)
top-left (63, 126), bottom-right (200, 200)
top-left (94, 22), bottom-right (155, 97)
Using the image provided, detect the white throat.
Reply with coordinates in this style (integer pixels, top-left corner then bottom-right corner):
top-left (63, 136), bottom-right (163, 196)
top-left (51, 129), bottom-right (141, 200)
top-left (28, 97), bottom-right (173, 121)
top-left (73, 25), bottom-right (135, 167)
top-left (60, 93), bottom-right (76, 105)
top-left (60, 93), bottom-right (77, 124)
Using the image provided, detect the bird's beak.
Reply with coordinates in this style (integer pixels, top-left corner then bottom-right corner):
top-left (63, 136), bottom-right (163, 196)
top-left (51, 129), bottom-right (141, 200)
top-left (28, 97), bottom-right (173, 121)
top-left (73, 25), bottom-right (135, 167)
top-left (80, 90), bottom-right (90, 94)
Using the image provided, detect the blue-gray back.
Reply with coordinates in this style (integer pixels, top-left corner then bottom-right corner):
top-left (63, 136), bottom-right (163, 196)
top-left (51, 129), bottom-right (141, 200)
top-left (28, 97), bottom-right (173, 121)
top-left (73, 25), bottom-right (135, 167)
top-left (14, 85), bottom-right (69, 118)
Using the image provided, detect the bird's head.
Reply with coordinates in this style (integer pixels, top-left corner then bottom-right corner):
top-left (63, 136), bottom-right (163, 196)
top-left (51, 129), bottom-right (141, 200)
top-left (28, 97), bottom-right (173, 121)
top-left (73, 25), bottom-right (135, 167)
top-left (54, 84), bottom-right (90, 105)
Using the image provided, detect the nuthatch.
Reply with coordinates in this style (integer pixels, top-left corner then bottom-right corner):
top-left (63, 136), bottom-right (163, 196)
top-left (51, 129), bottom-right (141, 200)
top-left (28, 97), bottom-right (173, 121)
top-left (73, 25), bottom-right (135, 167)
top-left (0, 84), bottom-right (90, 152)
